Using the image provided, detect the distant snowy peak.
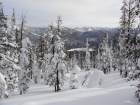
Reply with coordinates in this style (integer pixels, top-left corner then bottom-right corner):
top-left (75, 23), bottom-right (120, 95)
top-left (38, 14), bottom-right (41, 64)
top-left (74, 27), bottom-right (95, 32)
top-left (74, 27), bottom-right (118, 32)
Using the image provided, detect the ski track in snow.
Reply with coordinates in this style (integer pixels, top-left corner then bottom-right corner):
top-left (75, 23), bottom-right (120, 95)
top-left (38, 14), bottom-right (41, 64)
top-left (0, 71), bottom-right (139, 105)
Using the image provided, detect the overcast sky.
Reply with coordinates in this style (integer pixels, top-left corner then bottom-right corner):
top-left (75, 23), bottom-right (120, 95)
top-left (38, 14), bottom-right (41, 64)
top-left (1, 0), bottom-right (123, 28)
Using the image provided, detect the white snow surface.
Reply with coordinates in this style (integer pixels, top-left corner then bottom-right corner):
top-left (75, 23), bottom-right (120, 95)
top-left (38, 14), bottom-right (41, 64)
top-left (0, 71), bottom-right (139, 105)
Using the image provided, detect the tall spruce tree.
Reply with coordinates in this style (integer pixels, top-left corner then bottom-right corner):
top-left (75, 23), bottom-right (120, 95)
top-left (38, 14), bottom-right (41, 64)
top-left (0, 72), bottom-right (9, 99)
top-left (19, 37), bottom-right (32, 95)
top-left (0, 3), bottom-right (19, 94)
top-left (36, 36), bottom-right (45, 75)
top-left (98, 33), bottom-right (112, 74)
top-left (46, 16), bottom-right (67, 92)
top-left (118, 0), bottom-right (136, 77)
top-left (32, 49), bottom-right (40, 83)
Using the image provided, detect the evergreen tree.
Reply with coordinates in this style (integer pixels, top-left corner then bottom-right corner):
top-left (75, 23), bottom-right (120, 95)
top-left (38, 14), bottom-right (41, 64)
top-left (43, 25), bottom-right (54, 84)
top-left (85, 38), bottom-right (91, 71)
top-left (46, 16), bottom-right (67, 92)
top-left (118, 0), bottom-right (136, 77)
top-left (98, 33), bottom-right (112, 74)
top-left (7, 9), bottom-right (19, 92)
top-left (136, 34), bottom-right (140, 59)
top-left (69, 65), bottom-right (81, 89)
top-left (0, 72), bottom-right (8, 99)
top-left (95, 48), bottom-right (101, 69)
top-left (32, 50), bottom-right (40, 83)
top-left (18, 37), bottom-right (32, 95)
top-left (36, 36), bottom-right (45, 76)
top-left (0, 3), bottom-right (19, 93)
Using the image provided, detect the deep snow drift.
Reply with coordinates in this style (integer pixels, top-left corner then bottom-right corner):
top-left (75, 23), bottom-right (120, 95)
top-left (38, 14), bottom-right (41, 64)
top-left (0, 71), bottom-right (139, 105)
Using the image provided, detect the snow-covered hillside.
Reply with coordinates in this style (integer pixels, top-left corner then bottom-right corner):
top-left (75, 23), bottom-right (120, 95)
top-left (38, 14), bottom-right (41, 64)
top-left (0, 71), bottom-right (139, 105)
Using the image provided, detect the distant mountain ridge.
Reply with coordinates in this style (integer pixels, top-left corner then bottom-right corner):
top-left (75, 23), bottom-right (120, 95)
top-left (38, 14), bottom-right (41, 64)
top-left (25, 27), bottom-right (120, 49)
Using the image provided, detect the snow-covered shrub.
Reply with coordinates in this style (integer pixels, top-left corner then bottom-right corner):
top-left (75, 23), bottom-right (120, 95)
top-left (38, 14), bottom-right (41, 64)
top-left (87, 70), bottom-right (105, 88)
top-left (0, 72), bottom-right (9, 99)
top-left (69, 65), bottom-right (81, 89)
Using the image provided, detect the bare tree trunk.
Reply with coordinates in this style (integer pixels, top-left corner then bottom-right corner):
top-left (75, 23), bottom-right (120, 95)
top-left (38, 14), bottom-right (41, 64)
top-left (55, 85), bottom-right (56, 92)
top-left (56, 70), bottom-right (60, 91)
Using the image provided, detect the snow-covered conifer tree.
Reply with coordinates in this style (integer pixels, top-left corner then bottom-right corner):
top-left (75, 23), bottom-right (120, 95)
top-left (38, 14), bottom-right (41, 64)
top-left (7, 8), bottom-right (19, 92)
top-left (118, 0), bottom-right (136, 77)
top-left (43, 24), bottom-right (54, 84)
top-left (9, 8), bottom-right (19, 62)
top-left (78, 51), bottom-right (82, 69)
top-left (0, 2), bottom-right (9, 75)
top-left (46, 16), bottom-right (67, 92)
top-left (69, 65), bottom-right (81, 89)
top-left (85, 38), bottom-right (91, 71)
top-left (95, 48), bottom-right (101, 69)
top-left (98, 33), bottom-right (112, 74)
top-left (0, 72), bottom-right (8, 99)
top-left (9, 9), bottom-right (17, 45)
top-left (136, 34), bottom-right (140, 59)
top-left (36, 36), bottom-right (45, 77)
top-left (0, 3), bottom-right (19, 93)
top-left (32, 51), bottom-right (40, 83)
top-left (18, 37), bottom-right (32, 95)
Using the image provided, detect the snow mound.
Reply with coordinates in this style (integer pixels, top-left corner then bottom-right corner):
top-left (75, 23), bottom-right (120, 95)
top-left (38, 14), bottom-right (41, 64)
top-left (87, 69), bottom-right (105, 88)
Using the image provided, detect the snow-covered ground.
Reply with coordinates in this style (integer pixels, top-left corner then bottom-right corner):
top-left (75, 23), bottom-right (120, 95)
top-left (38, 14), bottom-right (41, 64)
top-left (0, 71), bottom-right (139, 105)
